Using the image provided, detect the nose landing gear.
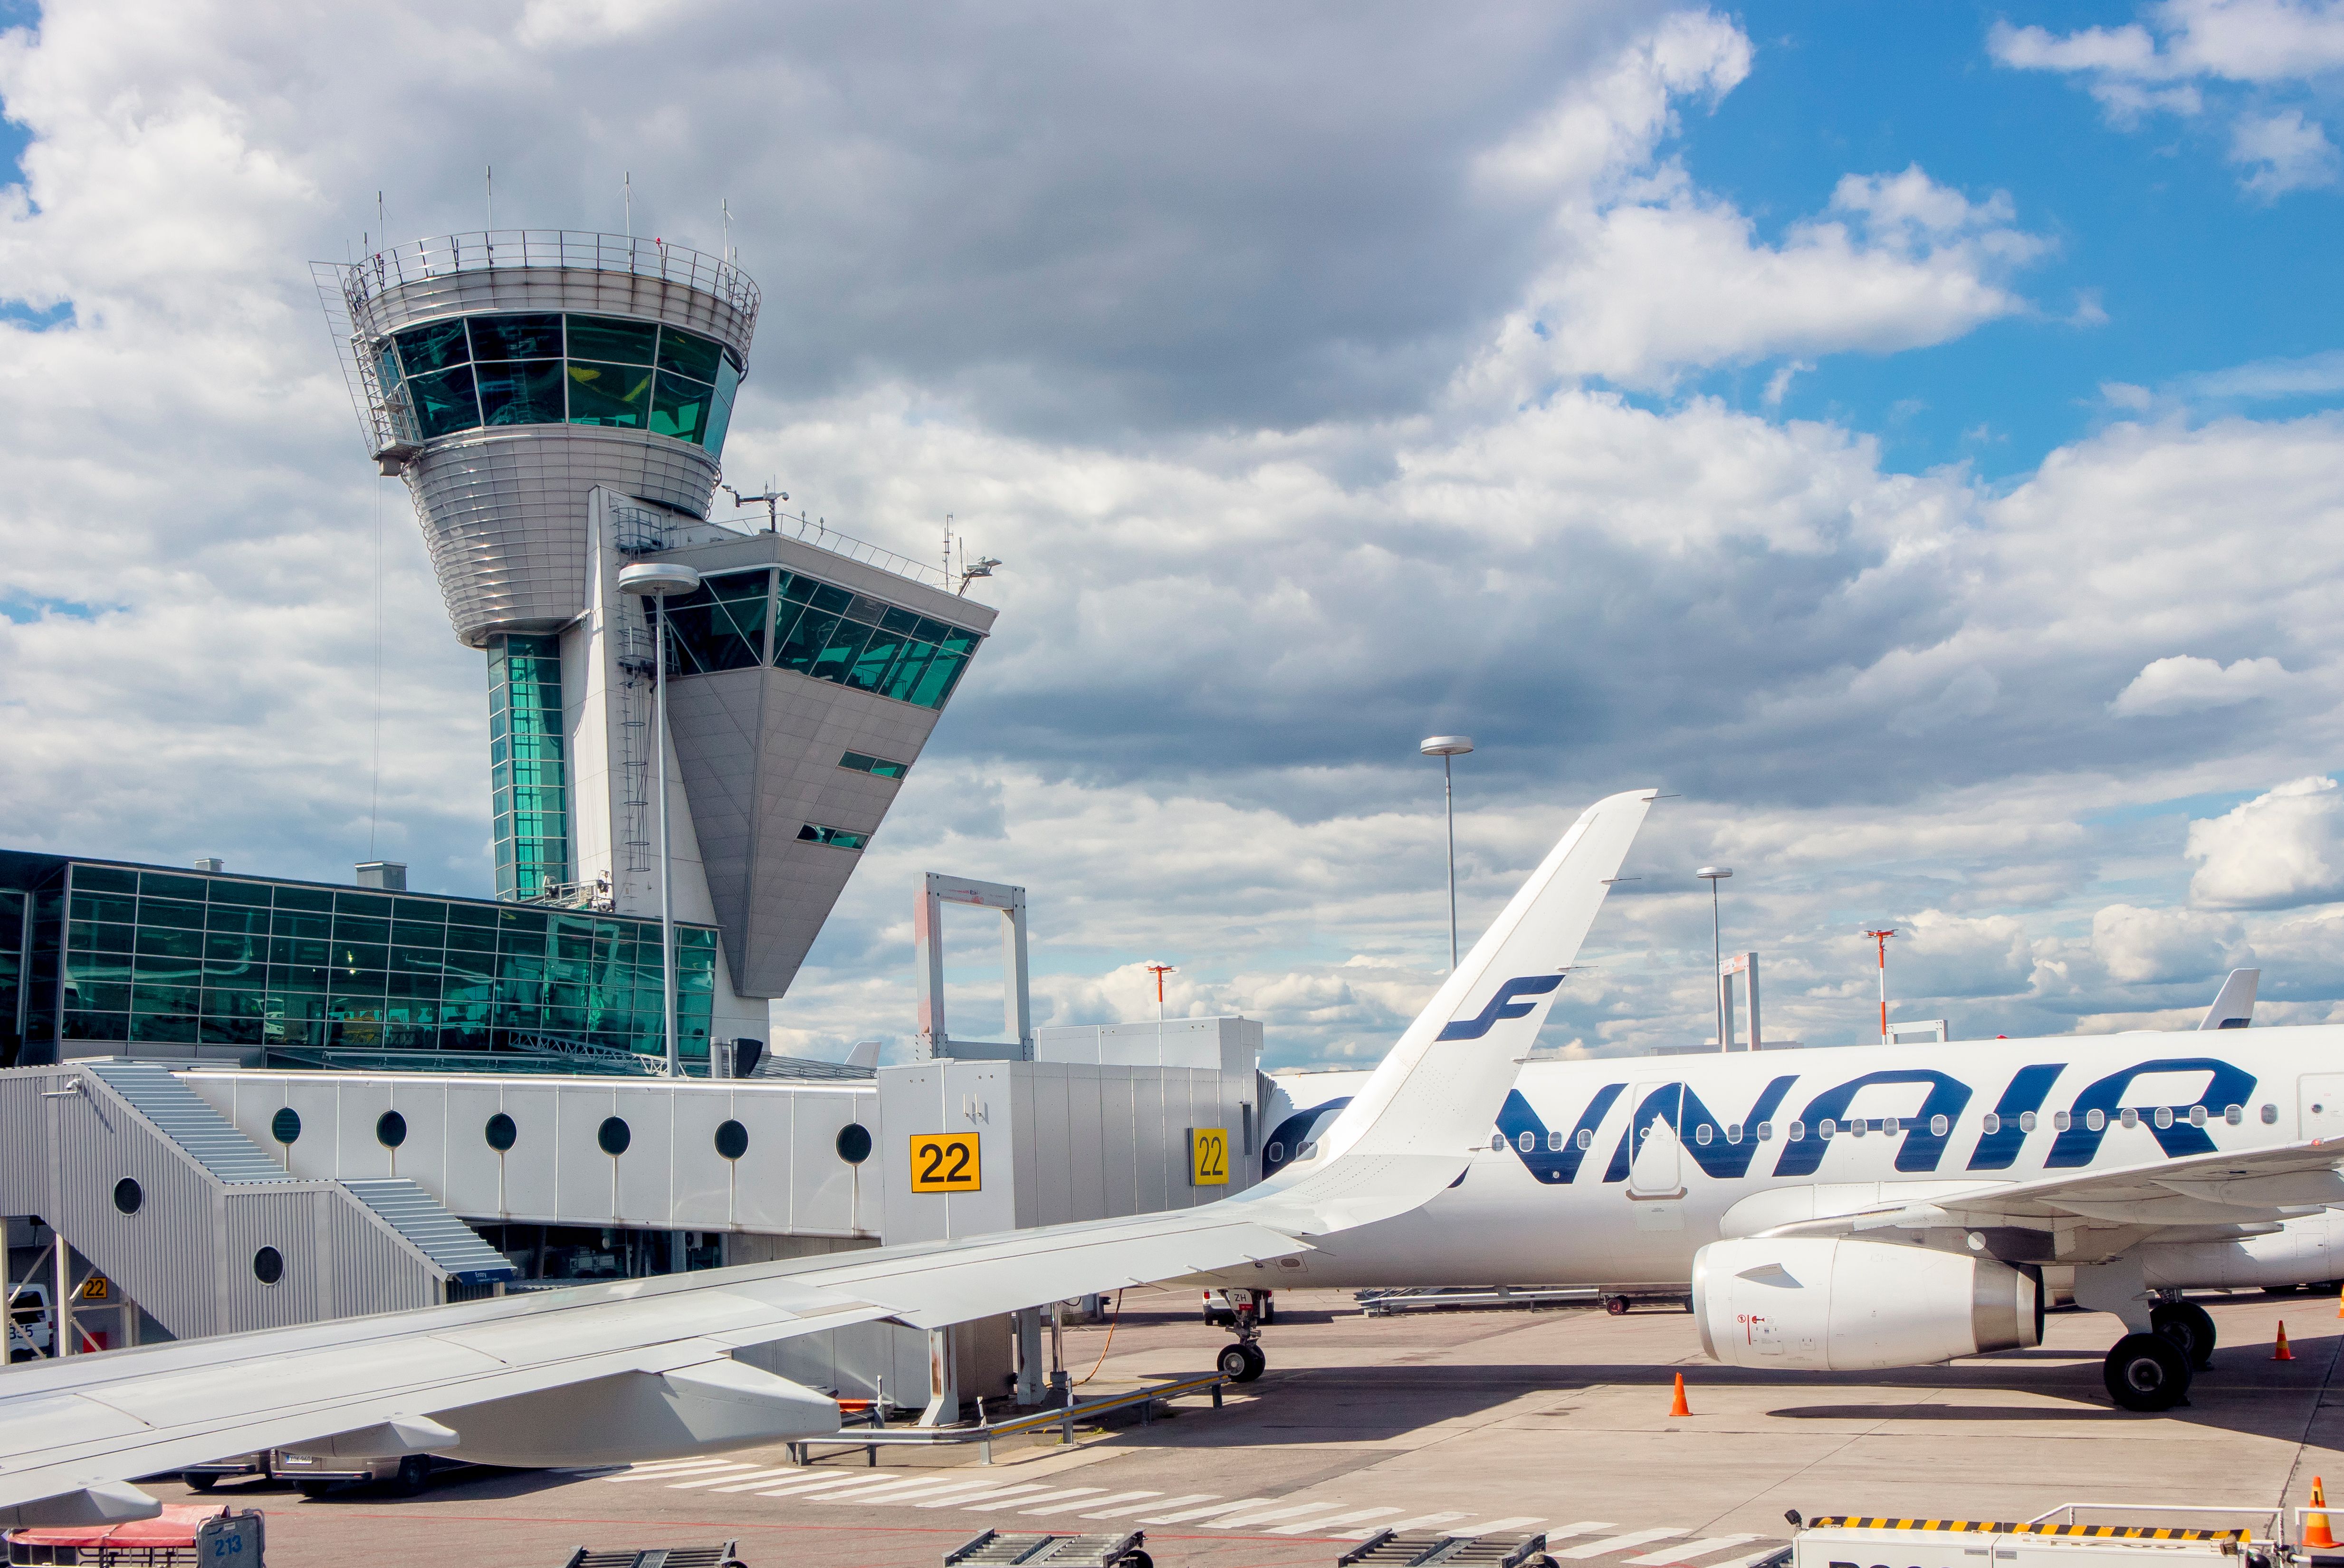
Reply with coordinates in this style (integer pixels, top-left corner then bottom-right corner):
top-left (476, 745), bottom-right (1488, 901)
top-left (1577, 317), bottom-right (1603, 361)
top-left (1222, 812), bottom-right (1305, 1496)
top-left (1209, 1288), bottom-right (1270, 1382)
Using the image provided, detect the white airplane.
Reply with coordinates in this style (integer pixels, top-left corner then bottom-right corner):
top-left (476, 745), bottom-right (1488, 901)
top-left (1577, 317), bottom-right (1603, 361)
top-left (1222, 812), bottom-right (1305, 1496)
top-left (0, 789), bottom-right (1661, 1529)
top-left (1226, 961), bottom-right (2344, 1413)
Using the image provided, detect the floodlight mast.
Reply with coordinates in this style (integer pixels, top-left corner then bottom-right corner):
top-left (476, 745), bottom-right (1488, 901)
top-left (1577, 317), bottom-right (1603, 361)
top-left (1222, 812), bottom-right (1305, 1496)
top-left (1697, 867), bottom-right (1732, 1052)
top-left (1419, 736), bottom-right (1474, 969)
top-left (1865, 928), bottom-right (1897, 1042)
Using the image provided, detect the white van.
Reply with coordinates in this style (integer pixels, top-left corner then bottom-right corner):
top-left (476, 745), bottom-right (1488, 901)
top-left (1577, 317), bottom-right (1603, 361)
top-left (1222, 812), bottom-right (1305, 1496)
top-left (4, 1285), bottom-right (50, 1361)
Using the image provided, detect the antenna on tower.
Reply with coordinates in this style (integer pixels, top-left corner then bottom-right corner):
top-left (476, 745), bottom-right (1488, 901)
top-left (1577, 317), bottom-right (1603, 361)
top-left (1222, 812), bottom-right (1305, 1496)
top-left (624, 172), bottom-right (633, 238)
top-left (485, 163), bottom-right (493, 230)
top-left (719, 482), bottom-right (787, 534)
top-left (722, 197), bottom-right (732, 263)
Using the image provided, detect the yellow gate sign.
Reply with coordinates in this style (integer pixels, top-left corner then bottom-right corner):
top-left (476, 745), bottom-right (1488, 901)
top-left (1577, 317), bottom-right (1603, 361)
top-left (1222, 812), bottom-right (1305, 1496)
top-left (909, 1133), bottom-right (981, 1193)
top-left (77, 1275), bottom-right (110, 1302)
top-left (1189, 1127), bottom-right (1230, 1187)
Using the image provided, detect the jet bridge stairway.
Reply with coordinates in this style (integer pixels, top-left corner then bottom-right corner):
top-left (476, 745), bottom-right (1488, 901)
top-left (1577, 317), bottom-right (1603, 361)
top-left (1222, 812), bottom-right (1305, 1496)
top-left (0, 1061), bottom-right (513, 1345)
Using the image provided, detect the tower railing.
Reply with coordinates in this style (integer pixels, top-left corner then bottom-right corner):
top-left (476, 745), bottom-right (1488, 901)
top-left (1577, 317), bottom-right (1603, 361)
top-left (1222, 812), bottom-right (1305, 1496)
top-left (338, 230), bottom-right (760, 320)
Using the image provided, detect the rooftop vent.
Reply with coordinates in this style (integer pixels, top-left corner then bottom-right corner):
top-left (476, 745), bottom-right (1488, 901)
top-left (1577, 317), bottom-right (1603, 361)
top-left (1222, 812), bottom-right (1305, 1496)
top-left (355, 860), bottom-right (408, 891)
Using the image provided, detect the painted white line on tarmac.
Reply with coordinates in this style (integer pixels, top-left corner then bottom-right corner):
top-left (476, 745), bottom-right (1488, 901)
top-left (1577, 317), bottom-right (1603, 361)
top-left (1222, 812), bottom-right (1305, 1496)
top-left (1271, 1508), bottom-right (1403, 1536)
top-left (1559, 1528), bottom-right (1690, 1559)
top-left (1626, 1534), bottom-right (1764, 1564)
top-left (1138, 1497), bottom-right (1273, 1524)
top-left (1084, 1493), bottom-right (1213, 1519)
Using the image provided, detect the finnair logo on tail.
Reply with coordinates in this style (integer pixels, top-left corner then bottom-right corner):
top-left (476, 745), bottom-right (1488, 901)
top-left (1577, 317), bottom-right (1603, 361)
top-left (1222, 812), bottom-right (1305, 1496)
top-left (1437, 974), bottom-right (1566, 1041)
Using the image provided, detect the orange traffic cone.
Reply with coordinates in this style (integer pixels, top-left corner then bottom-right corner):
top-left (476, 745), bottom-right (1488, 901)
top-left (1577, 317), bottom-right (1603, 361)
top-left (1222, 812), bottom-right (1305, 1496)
top-left (2277, 1321), bottom-right (2297, 1362)
top-left (1669, 1373), bottom-right (1693, 1417)
top-left (2304, 1477), bottom-right (2335, 1549)
top-left (2334, 1288), bottom-right (2342, 1319)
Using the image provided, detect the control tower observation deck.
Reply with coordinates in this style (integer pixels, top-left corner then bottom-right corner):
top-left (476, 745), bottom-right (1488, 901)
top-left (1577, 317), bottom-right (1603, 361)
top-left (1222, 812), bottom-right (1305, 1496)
top-left (316, 232), bottom-right (995, 1053)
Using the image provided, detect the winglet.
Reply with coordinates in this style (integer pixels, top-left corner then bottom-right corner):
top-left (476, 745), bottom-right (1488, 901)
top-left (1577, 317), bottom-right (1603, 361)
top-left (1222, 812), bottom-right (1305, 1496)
top-left (1240, 787), bottom-right (1655, 1229)
top-left (2200, 967), bottom-right (2258, 1031)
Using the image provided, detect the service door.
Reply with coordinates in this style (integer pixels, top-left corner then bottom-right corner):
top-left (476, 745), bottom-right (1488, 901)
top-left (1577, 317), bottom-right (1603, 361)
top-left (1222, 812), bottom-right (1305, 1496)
top-left (2298, 1075), bottom-right (2344, 1140)
top-left (1625, 1082), bottom-right (1684, 1200)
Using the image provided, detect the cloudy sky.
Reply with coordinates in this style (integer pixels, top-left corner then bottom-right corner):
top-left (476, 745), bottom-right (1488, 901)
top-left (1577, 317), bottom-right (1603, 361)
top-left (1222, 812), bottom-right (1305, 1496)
top-left (3, 0), bottom-right (2343, 1066)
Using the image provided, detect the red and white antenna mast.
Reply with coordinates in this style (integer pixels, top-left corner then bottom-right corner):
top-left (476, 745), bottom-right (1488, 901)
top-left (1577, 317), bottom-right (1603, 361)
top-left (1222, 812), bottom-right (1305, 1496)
top-left (1864, 929), bottom-right (1896, 1042)
top-left (1145, 963), bottom-right (1177, 1023)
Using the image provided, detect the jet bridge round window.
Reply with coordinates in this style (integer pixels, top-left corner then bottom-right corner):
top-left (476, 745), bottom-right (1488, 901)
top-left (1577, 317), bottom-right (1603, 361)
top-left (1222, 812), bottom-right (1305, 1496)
top-left (715, 1120), bottom-right (749, 1160)
top-left (112, 1178), bottom-right (143, 1215)
top-left (598, 1116), bottom-right (632, 1156)
top-left (252, 1246), bottom-right (284, 1285)
top-left (376, 1110), bottom-right (407, 1148)
top-left (485, 1113), bottom-right (517, 1152)
top-left (270, 1108), bottom-right (301, 1145)
top-left (835, 1123), bottom-right (873, 1164)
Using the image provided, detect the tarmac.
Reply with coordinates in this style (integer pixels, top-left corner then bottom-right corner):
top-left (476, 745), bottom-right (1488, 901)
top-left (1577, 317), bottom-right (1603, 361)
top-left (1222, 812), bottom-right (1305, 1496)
top-left (143, 1283), bottom-right (2344, 1568)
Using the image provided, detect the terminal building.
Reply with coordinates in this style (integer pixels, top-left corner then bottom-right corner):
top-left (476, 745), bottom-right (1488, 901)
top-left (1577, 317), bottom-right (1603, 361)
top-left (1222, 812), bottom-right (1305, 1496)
top-left (0, 230), bottom-right (1284, 1420)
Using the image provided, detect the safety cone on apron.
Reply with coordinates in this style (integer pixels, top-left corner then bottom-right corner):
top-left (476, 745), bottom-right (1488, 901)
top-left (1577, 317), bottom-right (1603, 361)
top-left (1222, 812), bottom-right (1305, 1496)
top-left (2277, 1321), bottom-right (2297, 1361)
top-left (2304, 1478), bottom-right (2336, 1549)
top-left (1669, 1373), bottom-right (1693, 1417)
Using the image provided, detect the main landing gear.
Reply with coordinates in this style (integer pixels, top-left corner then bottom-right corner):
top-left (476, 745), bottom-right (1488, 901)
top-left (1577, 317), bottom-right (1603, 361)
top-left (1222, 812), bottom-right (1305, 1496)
top-left (2101, 1298), bottom-right (2218, 1412)
top-left (1209, 1288), bottom-right (1270, 1382)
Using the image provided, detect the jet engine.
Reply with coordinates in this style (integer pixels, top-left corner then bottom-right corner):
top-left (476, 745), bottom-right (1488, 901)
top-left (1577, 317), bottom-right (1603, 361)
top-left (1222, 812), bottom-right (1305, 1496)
top-left (1693, 1237), bottom-right (2041, 1371)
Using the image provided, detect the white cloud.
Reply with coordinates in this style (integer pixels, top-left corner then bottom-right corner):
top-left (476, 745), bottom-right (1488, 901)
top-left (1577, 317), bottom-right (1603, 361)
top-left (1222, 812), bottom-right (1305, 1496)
top-left (2112, 654), bottom-right (2293, 714)
top-left (2090, 902), bottom-right (2246, 983)
top-left (2232, 107), bottom-right (2343, 193)
top-left (2187, 776), bottom-right (2344, 908)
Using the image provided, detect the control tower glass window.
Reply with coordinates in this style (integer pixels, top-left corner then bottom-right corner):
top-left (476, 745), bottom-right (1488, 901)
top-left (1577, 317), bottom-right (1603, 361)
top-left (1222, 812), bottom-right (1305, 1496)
top-left (489, 635), bottom-right (571, 902)
top-left (656, 567), bottom-right (983, 711)
top-left (377, 312), bottom-right (741, 458)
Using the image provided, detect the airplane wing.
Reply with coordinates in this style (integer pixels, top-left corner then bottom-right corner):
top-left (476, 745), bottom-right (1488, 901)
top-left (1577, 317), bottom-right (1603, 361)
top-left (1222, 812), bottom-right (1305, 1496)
top-left (0, 787), bottom-right (1658, 1525)
top-left (1754, 1136), bottom-right (2344, 1257)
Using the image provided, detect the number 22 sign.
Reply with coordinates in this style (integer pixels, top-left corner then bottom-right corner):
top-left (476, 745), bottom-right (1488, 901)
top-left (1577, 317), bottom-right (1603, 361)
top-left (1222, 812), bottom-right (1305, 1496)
top-left (909, 1133), bottom-right (981, 1193)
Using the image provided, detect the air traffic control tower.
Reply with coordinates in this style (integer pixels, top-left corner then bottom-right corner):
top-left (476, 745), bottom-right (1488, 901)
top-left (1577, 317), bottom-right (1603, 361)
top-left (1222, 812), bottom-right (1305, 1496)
top-left (317, 233), bottom-right (995, 1065)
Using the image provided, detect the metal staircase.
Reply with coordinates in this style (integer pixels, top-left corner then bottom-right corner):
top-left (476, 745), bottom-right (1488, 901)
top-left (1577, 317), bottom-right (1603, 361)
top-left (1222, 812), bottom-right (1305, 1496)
top-left (0, 1061), bottom-right (514, 1346)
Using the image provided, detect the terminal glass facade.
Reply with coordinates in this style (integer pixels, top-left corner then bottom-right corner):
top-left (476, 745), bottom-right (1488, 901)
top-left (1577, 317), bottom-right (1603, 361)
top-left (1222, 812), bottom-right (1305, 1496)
top-left (489, 634), bottom-right (570, 901)
top-left (0, 852), bottom-right (715, 1069)
top-left (663, 566), bottom-right (982, 709)
top-left (375, 312), bottom-right (741, 457)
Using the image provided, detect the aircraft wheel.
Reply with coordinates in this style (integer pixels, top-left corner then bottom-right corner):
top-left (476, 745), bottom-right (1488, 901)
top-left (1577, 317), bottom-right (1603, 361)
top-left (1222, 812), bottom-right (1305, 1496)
top-left (1218, 1342), bottom-right (1265, 1382)
top-left (182, 1472), bottom-right (218, 1493)
top-left (1603, 1296), bottom-right (1628, 1316)
top-left (1125, 1553), bottom-right (1155, 1568)
top-left (2152, 1301), bottom-right (2218, 1369)
top-left (391, 1455), bottom-right (431, 1495)
top-left (2104, 1331), bottom-right (2192, 1412)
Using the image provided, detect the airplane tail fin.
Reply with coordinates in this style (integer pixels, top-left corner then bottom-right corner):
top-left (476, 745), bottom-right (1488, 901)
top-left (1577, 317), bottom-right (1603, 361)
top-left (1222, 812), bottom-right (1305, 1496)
top-left (2200, 967), bottom-right (2259, 1031)
top-left (1240, 787), bottom-right (1655, 1232)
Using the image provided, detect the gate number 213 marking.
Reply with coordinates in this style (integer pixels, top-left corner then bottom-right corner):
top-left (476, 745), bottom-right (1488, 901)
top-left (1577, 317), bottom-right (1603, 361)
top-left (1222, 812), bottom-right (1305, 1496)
top-left (910, 1133), bottom-right (981, 1193)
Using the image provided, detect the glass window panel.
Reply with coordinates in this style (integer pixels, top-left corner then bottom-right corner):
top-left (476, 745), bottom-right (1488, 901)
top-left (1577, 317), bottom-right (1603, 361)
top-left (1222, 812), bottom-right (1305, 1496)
top-left (565, 314), bottom-right (659, 365)
top-left (86, 922), bottom-right (135, 954)
top-left (408, 365), bottom-right (481, 439)
top-left (73, 894), bottom-right (136, 924)
top-left (880, 606), bottom-right (922, 635)
top-left (447, 904), bottom-right (498, 928)
top-left (478, 359), bottom-right (566, 426)
top-left (912, 616), bottom-right (953, 644)
top-left (808, 582), bottom-right (854, 614)
top-left (139, 898), bottom-right (205, 930)
top-left (390, 918), bottom-right (445, 945)
top-left (393, 319), bottom-right (470, 374)
top-left (656, 327), bottom-right (725, 382)
top-left (203, 931), bottom-right (263, 963)
top-left (565, 360), bottom-right (651, 428)
top-left (273, 885), bottom-right (333, 912)
top-left (937, 624), bottom-right (981, 656)
top-left (812, 619), bottom-right (873, 684)
top-left (131, 1013), bottom-right (199, 1043)
top-left (907, 647), bottom-right (964, 708)
top-left (334, 913), bottom-right (391, 942)
top-left (776, 611), bottom-right (840, 675)
top-left (373, 341), bottom-right (402, 391)
top-left (210, 880), bottom-right (272, 908)
top-left (847, 627), bottom-right (906, 692)
top-left (392, 899), bottom-right (446, 924)
top-left (704, 355), bottom-right (739, 457)
top-left (468, 313), bottom-right (564, 362)
top-left (882, 642), bottom-right (934, 703)
top-left (207, 905), bottom-right (269, 934)
top-left (843, 595), bottom-right (888, 625)
top-left (136, 928), bottom-right (204, 962)
top-left (140, 872), bottom-right (207, 900)
top-left (650, 371), bottom-right (711, 444)
top-left (69, 982), bottom-right (130, 1013)
top-left (132, 980), bottom-right (201, 1013)
top-left (779, 572), bottom-right (815, 605)
top-left (797, 824), bottom-right (870, 850)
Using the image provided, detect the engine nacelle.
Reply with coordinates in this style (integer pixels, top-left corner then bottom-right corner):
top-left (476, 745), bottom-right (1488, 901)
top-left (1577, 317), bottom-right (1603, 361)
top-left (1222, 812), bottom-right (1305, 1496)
top-left (1693, 1237), bottom-right (2040, 1371)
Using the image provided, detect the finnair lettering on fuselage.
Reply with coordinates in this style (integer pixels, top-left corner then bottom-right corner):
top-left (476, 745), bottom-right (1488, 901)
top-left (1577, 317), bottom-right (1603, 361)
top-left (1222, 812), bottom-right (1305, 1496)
top-left (1487, 1056), bottom-right (2261, 1185)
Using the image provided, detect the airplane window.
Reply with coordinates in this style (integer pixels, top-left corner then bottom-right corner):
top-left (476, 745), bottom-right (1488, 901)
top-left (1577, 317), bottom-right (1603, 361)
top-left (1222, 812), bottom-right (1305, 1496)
top-left (2086, 1109), bottom-right (2106, 1132)
top-left (1931, 1114), bottom-right (1949, 1137)
top-left (2054, 1110), bottom-right (2073, 1131)
top-left (1726, 1123), bottom-right (1742, 1144)
top-left (2019, 1110), bottom-right (2037, 1132)
top-left (2118, 1108), bottom-right (2138, 1129)
top-left (2262, 1104), bottom-right (2279, 1124)
top-left (2153, 1107), bottom-right (2173, 1129)
top-left (1756, 1121), bottom-right (1773, 1141)
top-left (2226, 1104), bottom-right (2244, 1125)
top-left (1490, 1132), bottom-right (1506, 1151)
top-left (1818, 1119), bottom-right (1836, 1140)
top-left (1848, 1119), bottom-right (1866, 1138)
top-left (1694, 1124), bottom-right (1713, 1145)
top-left (1982, 1112), bottom-right (2001, 1135)
top-left (1266, 1141), bottom-right (1284, 1162)
top-left (1785, 1120), bottom-right (1804, 1142)
top-left (2189, 1106), bottom-right (2207, 1127)
top-left (1519, 1130), bottom-right (1537, 1152)
top-left (1575, 1128), bottom-right (1594, 1150)
top-left (1548, 1130), bottom-right (1565, 1151)
top-left (1883, 1117), bottom-right (1900, 1136)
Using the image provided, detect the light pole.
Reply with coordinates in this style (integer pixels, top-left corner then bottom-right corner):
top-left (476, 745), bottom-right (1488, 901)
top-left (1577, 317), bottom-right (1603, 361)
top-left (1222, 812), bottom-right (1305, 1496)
top-left (1419, 736), bottom-right (1474, 969)
top-left (1697, 866), bottom-right (1731, 1052)
top-left (618, 560), bottom-right (703, 1076)
top-left (1145, 963), bottom-right (1176, 1022)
